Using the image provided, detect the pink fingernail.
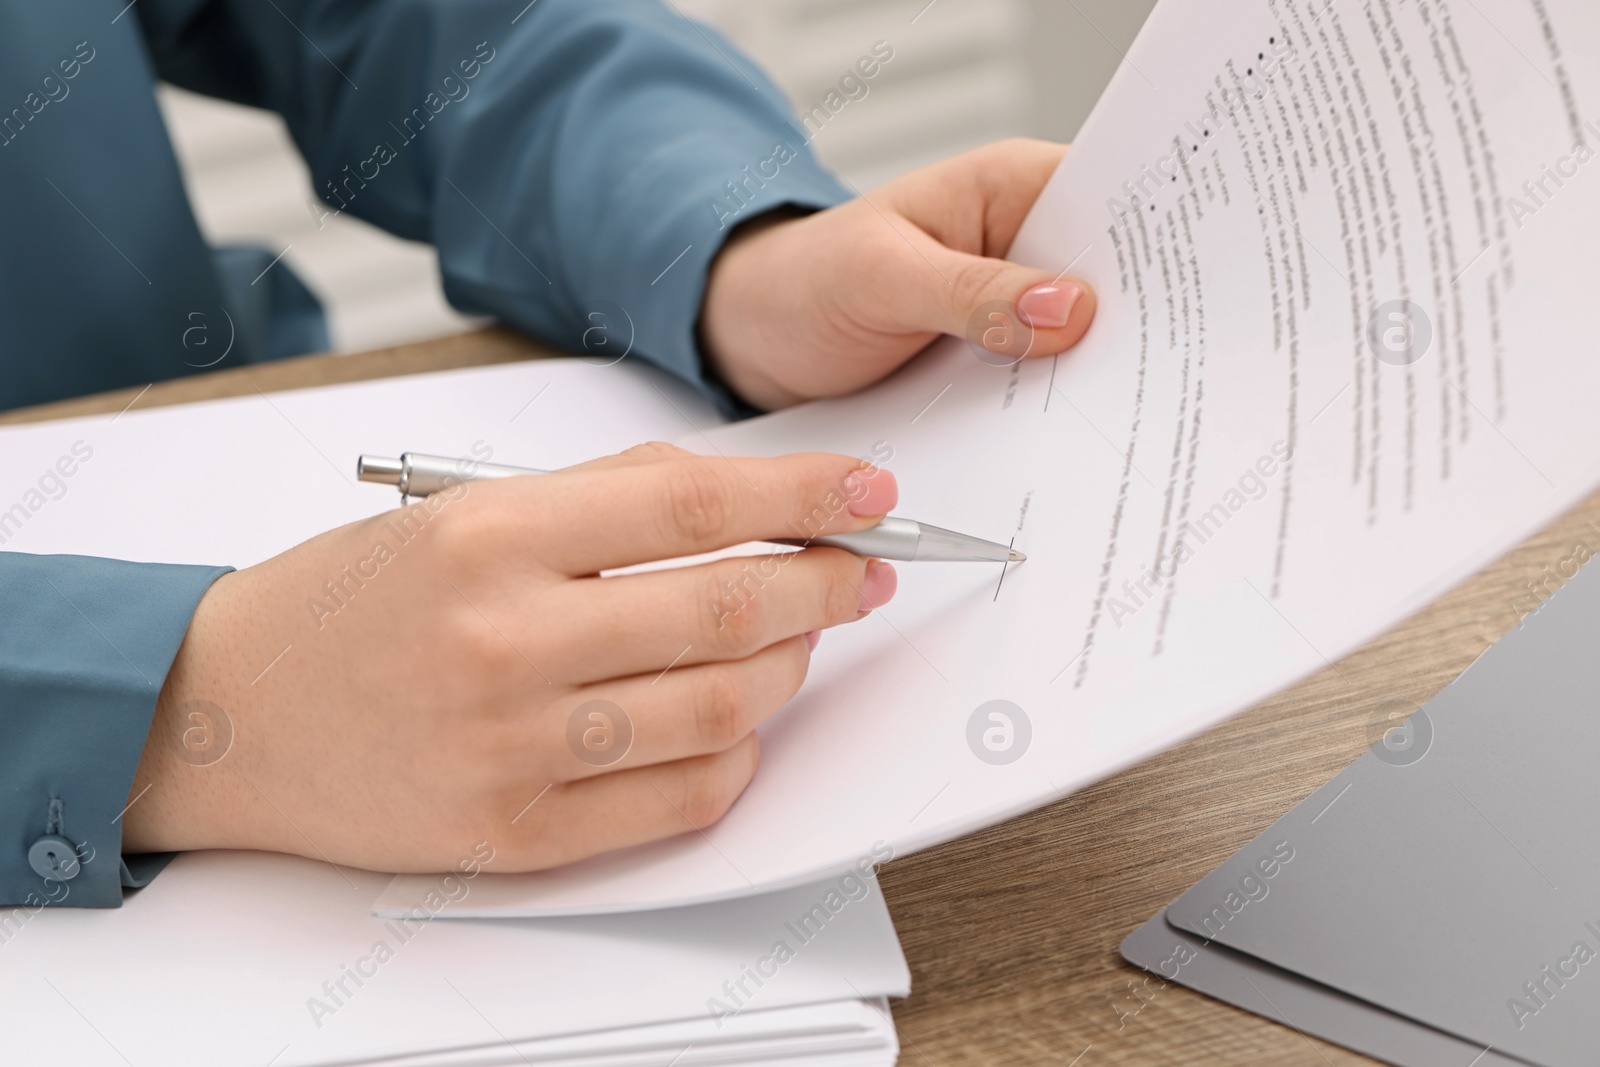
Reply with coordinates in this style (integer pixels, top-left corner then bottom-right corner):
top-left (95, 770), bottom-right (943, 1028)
top-left (845, 469), bottom-right (898, 517)
top-left (805, 630), bottom-right (821, 651)
top-left (857, 559), bottom-right (898, 613)
top-left (1017, 283), bottom-right (1084, 329)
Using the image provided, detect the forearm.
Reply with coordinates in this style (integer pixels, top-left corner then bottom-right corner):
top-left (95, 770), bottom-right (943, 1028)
top-left (141, 0), bottom-right (849, 402)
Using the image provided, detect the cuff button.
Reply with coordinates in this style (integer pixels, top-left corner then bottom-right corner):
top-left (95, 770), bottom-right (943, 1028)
top-left (28, 835), bottom-right (81, 882)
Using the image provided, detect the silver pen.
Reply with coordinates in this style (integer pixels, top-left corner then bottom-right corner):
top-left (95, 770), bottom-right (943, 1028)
top-left (357, 452), bottom-right (1025, 563)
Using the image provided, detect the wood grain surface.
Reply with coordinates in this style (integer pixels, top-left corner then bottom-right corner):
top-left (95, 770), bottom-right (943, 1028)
top-left (10, 330), bottom-right (1588, 1065)
top-left (0, 327), bottom-right (538, 428)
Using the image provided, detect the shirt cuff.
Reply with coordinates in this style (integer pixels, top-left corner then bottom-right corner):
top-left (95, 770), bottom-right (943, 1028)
top-left (583, 130), bottom-right (851, 414)
top-left (0, 553), bottom-right (231, 909)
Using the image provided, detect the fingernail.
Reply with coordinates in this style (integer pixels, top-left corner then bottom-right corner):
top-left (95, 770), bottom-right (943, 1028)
top-left (845, 468), bottom-right (898, 517)
top-left (857, 559), bottom-right (898, 613)
top-left (1017, 282), bottom-right (1084, 329)
top-left (805, 630), bottom-right (821, 651)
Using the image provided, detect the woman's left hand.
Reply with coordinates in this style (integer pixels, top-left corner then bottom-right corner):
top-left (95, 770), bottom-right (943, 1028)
top-left (700, 138), bottom-right (1098, 411)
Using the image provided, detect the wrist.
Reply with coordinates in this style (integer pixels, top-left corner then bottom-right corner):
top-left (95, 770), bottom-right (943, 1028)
top-left (700, 208), bottom-right (813, 411)
top-left (121, 572), bottom-right (261, 855)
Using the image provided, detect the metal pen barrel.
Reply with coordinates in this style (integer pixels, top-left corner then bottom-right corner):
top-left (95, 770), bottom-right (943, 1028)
top-left (357, 452), bottom-right (544, 497)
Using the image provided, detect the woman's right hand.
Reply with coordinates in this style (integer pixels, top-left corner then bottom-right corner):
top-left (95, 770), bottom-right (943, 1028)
top-left (121, 442), bottom-right (898, 874)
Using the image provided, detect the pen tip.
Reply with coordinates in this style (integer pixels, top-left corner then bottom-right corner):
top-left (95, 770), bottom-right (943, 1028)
top-left (1008, 549), bottom-right (1027, 562)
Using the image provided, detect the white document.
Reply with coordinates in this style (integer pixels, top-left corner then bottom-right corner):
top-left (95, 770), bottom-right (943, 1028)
top-left (0, 851), bottom-right (906, 1067)
top-left (381, 0), bottom-right (1600, 914)
top-left (6, 0), bottom-right (1600, 920)
top-left (0, 359), bottom-right (723, 567)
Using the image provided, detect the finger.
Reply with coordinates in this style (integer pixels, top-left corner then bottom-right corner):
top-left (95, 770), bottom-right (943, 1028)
top-left (883, 225), bottom-right (1097, 361)
top-left (873, 138), bottom-right (1094, 360)
top-left (971, 138), bottom-right (1070, 251)
top-left (883, 137), bottom-right (1068, 255)
top-left (502, 735), bottom-right (761, 870)
top-left (933, 249), bottom-right (1098, 362)
top-left (556, 441), bottom-right (693, 476)
top-left (535, 547), bottom-right (890, 683)
top-left (498, 452), bottom-right (899, 575)
top-left (537, 637), bottom-right (810, 781)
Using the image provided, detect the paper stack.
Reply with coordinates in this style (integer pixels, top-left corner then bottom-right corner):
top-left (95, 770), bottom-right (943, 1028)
top-left (0, 850), bottom-right (907, 1066)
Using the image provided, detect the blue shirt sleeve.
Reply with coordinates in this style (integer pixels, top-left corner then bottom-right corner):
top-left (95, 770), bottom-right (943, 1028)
top-left (139, 0), bottom-right (852, 409)
top-left (0, 554), bottom-right (230, 910)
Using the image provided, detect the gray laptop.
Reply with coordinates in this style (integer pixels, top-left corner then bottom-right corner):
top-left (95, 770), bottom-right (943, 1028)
top-left (1125, 558), bottom-right (1600, 1066)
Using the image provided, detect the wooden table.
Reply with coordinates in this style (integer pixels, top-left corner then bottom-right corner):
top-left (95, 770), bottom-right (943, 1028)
top-left (8, 328), bottom-right (1586, 1065)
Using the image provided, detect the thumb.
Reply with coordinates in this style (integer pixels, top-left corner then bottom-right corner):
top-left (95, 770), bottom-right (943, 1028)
top-left (923, 247), bottom-right (1096, 362)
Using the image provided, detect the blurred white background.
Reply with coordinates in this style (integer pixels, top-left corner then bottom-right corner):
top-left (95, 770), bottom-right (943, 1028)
top-left (158, 0), bottom-right (1158, 354)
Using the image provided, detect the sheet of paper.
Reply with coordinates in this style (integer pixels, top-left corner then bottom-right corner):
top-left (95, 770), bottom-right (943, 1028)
top-left (1120, 909), bottom-right (1527, 1067)
top-left (428, 0), bottom-right (1600, 915)
top-left (0, 850), bottom-right (906, 1067)
top-left (354, 999), bottom-right (897, 1067)
top-left (0, 359), bottom-right (722, 567)
top-left (1162, 556), bottom-right (1600, 1066)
